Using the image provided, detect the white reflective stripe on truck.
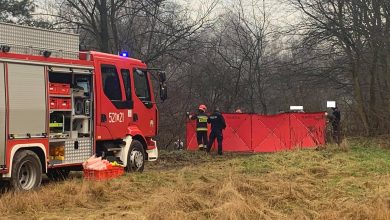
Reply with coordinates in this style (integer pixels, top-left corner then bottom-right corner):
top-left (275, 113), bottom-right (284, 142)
top-left (114, 136), bottom-right (133, 167)
top-left (3, 143), bottom-right (47, 178)
top-left (0, 63), bottom-right (5, 166)
top-left (0, 58), bottom-right (94, 70)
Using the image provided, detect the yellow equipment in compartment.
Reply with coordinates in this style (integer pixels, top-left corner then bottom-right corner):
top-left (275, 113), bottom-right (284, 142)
top-left (49, 122), bottom-right (63, 128)
top-left (50, 145), bottom-right (65, 161)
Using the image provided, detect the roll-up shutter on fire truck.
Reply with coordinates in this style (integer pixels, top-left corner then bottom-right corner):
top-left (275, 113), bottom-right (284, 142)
top-left (8, 64), bottom-right (46, 138)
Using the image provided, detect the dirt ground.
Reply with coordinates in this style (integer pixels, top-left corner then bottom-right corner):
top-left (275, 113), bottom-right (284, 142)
top-left (0, 138), bottom-right (389, 219)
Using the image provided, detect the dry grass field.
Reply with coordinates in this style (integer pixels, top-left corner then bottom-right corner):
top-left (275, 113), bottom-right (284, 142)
top-left (0, 138), bottom-right (389, 220)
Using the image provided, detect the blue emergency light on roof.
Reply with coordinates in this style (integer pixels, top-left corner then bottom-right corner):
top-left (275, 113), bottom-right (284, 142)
top-left (120, 51), bottom-right (129, 57)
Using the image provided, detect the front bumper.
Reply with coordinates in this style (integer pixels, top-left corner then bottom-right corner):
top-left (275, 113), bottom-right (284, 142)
top-left (146, 140), bottom-right (158, 161)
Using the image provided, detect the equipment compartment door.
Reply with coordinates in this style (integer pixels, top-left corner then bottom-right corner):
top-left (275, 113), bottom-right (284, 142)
top-left (0, 63), bottom-right (5, 165)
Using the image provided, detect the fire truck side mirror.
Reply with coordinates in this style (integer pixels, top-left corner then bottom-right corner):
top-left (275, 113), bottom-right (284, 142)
top-left (158, 71), bottom-right (166, 82)
top-left (160, 83), bottom-right (168, 101)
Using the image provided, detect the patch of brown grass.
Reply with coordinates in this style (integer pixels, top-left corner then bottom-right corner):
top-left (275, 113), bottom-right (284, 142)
top-left (0, 139), bottom-right (389, 219)
top-left (340, 138), bottom-right (350, 151)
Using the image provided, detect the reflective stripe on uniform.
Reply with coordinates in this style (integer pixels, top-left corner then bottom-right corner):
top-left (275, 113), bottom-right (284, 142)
top-left (198, 116), bottom-right (208, 123)
top-left (196, 127), bottom-right (208, 131)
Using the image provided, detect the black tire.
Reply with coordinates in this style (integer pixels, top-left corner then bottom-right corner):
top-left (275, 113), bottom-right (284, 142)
top-left (10, 150), bottom-right (42, 191)
top-left (47, 168), bottom-right (70, 181)
top-left (126, 140), bottom-right (145, 173)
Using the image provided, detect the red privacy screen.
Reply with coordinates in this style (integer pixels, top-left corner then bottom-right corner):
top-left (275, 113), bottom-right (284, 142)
top-left (186, 112), bottom-right (326, 152)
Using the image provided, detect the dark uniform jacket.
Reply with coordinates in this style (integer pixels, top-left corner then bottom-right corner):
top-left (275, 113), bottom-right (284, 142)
top-left (333, 110), bottom-right (341, 122)
top-left (208, 111), bottom-right (226, 132)
top-left (191, 112), bottom-right (208, 131)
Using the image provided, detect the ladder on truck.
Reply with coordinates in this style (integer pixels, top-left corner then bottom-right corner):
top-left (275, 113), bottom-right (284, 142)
top-left (0, 22), bottom-right (80, 59)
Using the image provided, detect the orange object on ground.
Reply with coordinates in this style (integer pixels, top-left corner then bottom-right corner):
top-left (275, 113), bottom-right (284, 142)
top-left (83, 166), bottom-right (124, 181)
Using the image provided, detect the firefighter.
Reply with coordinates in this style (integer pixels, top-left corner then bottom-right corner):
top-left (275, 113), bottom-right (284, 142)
top-left (206, 108), bottom-right (226, 155)
top-left (189, 104), bottom-right (209, 150)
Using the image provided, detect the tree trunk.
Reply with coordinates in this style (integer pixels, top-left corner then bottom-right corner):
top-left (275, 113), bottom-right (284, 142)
top-left (351, 59), bottom-right (370, 136)
top-left (98, 0), bottom-right (110, 53)
top-left (110, 0), bottom-right (119, 53)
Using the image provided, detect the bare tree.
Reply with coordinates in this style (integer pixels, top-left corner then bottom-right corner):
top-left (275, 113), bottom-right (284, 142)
top-left (291, 0), bottom-right (390, 135)
top-left (210, 0), bottom-right (272, 113)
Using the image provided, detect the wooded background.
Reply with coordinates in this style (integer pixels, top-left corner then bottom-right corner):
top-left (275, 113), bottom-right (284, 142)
top-left (2, 0), bottom-right (390, 147)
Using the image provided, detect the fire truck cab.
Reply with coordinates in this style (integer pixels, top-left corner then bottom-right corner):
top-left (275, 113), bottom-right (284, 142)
top-left (0, 23), bottom-right (167, 190)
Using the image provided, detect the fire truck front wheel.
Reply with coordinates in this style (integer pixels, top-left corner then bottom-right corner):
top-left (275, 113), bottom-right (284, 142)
top-left (10, 150), bottom-right (42, 191)
top-left (126, 140), bottom-right (145, 173)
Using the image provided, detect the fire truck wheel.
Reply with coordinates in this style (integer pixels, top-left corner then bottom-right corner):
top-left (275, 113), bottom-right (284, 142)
top-left (126, 140), bottom-right (145, 173)
top-left (47, 168), bottom-right (70, 181)
top-left (10, 150), bottom-right (42, 191)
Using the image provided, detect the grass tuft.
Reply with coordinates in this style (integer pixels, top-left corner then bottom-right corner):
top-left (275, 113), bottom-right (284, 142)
top-left (0, 138), bottom-right (389, 219)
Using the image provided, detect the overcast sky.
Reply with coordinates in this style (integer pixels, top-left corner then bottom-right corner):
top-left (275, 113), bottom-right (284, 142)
top-left (177, 0), bottom-right (301, 27)
top-left (34, 0), bottom-right (301, 27)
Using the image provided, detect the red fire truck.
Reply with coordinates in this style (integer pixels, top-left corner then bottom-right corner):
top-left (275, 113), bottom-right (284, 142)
top-left (0, 23), bottom-right (167, 190)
